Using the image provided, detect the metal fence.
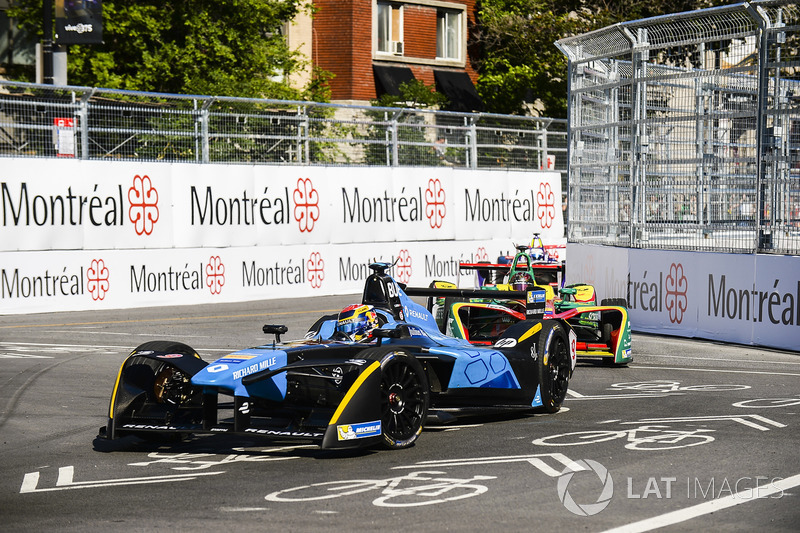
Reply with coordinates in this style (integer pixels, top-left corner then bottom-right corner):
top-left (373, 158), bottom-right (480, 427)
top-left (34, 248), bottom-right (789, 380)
top-left (0, 79), bottom-right (567, 175)
top-left (556, 0), bottom-right (800, 255)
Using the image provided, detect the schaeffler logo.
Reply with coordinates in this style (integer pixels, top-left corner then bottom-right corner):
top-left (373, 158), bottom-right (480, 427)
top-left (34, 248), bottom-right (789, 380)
top-left (395, 249), bottom-right (412, 284)
top-left (665, 262), bottom-right (688, 324)
top-left (557, 459), bottom-right (614, 516)
top-left (307, 252), bottom-right (325, 289)
top-left (128, 175), bottom-right (159, 236)
top-left (206, 256), bottom-right (225, 295)
top-left (475, 247), bottom-right (489, 262)
top-left (425, 179), bottom-right (446, 229)
top-left (293, 178), bottom-right (320, 233)
top-left (537, 182), bottom-right (556, 229)
top-left (87, 259), bottom-right (110, 301)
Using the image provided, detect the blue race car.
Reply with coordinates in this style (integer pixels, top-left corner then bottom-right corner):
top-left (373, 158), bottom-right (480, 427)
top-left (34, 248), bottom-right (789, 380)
top-left (99, 263), bottom-right (576, 450)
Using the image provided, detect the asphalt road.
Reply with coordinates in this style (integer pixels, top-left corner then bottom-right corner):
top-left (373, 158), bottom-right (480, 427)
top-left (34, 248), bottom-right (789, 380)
top-left (1, 295), bottom-right (799, 532)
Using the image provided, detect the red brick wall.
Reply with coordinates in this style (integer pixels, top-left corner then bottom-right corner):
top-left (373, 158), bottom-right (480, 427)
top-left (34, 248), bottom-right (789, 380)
top-left (403, 5), bottom-right (437, 61)
top-left (313, 0), bottom-right (479, 102)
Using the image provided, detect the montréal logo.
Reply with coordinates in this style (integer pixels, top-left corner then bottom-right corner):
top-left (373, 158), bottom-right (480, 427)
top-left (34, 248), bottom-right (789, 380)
top-left (425, 179), bottom-right (446, 229)
top-left (665, 262), bottom-right (688, 324)
top-left (537, 182), bottom-right (556, 229)
top-left (128, 174), bottom-right (159, 236)
top-left (307, 251), bottom-right (325, 289)
top-left (395, 249), bottom-right (413, 284)
top-left (293, 178), bottom-right (320, 233)
top-left (87, 258), bottom-right (110, 301)
top-left (206, 256), bottom-right (225, 295)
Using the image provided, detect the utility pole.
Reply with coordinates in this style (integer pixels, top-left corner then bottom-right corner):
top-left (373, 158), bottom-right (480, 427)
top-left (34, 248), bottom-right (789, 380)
top-left (42, 0), bottom-right (54, 84)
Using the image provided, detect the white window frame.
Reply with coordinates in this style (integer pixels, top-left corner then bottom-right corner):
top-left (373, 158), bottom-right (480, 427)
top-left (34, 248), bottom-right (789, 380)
top-left (372, 1), bottom-right (466, 68)
top-left (436, 9), bottom-right (462, 61)
top-left (376, 2), bottom-right (404, 56)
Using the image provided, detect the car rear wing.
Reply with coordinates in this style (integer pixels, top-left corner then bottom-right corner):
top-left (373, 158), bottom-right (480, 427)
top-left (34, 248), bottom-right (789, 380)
top-left (457, 261), bottom-right (565, 288)
top-left (404, 286), bottom-right (546, 319)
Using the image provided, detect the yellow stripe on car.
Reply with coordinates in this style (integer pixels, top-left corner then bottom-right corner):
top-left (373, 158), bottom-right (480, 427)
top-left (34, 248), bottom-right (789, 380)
top-left (518, 323), bottom-right (542, 343)
top-left (328, 361), bottom-right (381, 425)
top-left (108, 360), bottom-right (128, 419)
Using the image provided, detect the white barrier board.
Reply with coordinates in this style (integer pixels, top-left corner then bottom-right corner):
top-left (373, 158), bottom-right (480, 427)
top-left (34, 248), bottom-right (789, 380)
top-left (567, 243), bottom-right (800, 351)
top-left (0, 158), bottom-right (565, 314)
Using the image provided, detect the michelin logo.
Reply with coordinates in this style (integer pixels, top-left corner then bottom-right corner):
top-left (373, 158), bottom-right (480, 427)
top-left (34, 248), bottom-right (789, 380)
top-left (337, 420), bottom-right (382, 441)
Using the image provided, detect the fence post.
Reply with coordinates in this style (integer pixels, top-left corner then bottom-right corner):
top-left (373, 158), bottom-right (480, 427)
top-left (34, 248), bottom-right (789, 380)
top-left (748, 4), bottom-right (772, 252)
top-left (469, 117), bottom-right (478, 170)
top-left (78, 89), bottom-right (93, 160)
top-left (200, 98), bottom-right (214, 164)
top-left (391, 110), bottom-right (400, 167)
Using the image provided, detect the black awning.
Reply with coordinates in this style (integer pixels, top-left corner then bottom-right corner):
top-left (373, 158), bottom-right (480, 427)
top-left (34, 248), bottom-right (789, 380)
top-left (373, 65), bottom-right (416, 97)
top-left (434, 70), bottom-right (484, 112)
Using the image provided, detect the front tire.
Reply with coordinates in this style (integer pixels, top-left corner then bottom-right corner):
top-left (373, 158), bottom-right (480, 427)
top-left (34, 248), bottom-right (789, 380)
top-left (364, 347), bottom-right (429, 449)
top-left (537, 321), bottom-right (572, 413)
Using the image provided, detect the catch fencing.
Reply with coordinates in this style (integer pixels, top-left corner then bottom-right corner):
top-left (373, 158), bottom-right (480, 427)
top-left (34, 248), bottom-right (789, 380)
top-left (556, 0), bottom-right (800, 255)
top-left (0, 79), bottom-right (566, 175)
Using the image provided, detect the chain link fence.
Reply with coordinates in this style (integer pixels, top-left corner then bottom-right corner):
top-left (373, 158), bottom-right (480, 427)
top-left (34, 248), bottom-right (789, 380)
top-left (557, 0), bottom-right (800, 255)
top-left (0, 79), bottom-right (567, 175)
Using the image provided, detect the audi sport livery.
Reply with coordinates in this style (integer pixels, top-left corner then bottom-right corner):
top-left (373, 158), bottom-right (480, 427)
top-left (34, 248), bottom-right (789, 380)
top-left (99, 263), bottom-right (577, 451)
top-left (440, 243), bottom-right (632, 366)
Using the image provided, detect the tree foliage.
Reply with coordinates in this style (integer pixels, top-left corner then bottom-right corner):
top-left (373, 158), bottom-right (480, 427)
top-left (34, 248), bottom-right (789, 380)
top-left (475, 0), bottom-right (734, 118)
top-left (8, 0), bottom-right (329, 100)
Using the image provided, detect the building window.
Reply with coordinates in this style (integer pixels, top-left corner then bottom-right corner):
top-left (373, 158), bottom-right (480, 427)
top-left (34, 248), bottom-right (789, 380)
top-left (436, 9), bottom-right (461, 60)
top-left (377, 3), bottom-right (403, 55)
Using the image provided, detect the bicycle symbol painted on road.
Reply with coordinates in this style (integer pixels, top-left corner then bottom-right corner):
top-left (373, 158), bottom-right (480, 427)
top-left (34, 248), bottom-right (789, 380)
top-left (532, 425), bottom-right (716, 451)
top-left (609, 380), bottom-right (750, 393)
top-left (265, 470), bottom-right (496, 507)
top-left (732, 397), bottom-right (800, 409)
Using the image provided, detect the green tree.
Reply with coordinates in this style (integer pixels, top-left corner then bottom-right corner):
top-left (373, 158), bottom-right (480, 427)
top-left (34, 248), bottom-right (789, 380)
top-left (475, 0), bottom-right (733, 118)
top-left (8, 0), bottom-right (328, 100)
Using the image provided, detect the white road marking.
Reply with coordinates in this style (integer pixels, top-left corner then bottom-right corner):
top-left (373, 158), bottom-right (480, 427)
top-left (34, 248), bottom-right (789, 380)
top-left (631, 366), bottom-right (800, 378)
top-left (20, 466), bottom-right (224, 493)
top-left (622, 414), bottom-right (786, 431)
top-left (391, 453), bottom-right (587, 478)
top-left (644, 354), bottom-right (800, 365)
top-left (565, 393), bottom-right (672, 400)
top-left (600, 473), bottom-right (800, 533)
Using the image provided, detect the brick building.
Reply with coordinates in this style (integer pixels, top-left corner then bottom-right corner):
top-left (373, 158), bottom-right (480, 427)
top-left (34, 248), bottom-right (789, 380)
top-left (289, 0), bottom-right (483, 111)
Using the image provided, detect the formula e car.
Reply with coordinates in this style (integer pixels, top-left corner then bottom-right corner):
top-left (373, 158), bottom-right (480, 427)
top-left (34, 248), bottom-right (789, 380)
top-left (438, 244), bottom-right (632, 365)
top-left (99, 263), bottom-right (577, 451)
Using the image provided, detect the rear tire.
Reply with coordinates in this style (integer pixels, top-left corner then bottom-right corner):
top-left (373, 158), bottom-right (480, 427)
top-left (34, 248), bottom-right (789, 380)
top-left (536, 321), bottom-right (571, 413)
top-left (601, 298), bottom-right (627, 308)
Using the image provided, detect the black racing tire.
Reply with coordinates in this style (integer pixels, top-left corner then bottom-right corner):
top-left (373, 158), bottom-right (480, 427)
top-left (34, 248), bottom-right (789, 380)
top-left (601, 321), bottom-right (614, 345)
top-left (601, 298), bottom-right (628, 308)
top-left (114, 341), bottom-right (204, 441)
top-left (363, 346), bottom-right (429, 449)
top-left (130, 340), bottom-right (199, 359)
top-left (536, 320), bottom-right (572, 413)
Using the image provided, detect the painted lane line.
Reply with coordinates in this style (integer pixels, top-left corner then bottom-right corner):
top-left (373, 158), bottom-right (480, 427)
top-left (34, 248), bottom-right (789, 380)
top-left (622, 414), bottom-right (786, 431)
top-left (643, 354), bottom-right (800, 366)
top-left (600, 473), bottom-right (800, 533)
top-left (391, 453), bottom-right (587, 478)
top-left (631, 366), bottom-right (800, 378)
top-left (20, 466), bottom-right (224, 493)
top-left (565, 393), bottom-right (672, 401)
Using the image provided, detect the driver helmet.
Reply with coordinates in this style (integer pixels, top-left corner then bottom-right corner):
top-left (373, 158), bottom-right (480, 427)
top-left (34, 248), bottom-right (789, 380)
top-left (335, 304), bottom-right (379, 341)
top-left (510, 272), bottom-right (534, 292)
